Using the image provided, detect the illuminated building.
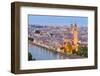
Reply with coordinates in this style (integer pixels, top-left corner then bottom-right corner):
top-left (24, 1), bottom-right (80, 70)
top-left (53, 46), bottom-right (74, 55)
top-left (60, 24), bottom-right (79, 55)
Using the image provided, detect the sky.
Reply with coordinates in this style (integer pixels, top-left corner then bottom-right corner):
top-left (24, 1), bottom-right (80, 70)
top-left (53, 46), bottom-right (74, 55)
top-left (28, 15), bottom-right (88, 26)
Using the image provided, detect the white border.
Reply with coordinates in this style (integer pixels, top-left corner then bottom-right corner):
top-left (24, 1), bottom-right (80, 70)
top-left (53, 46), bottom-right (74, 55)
top-left (20, 7), bottom-right (95, 70)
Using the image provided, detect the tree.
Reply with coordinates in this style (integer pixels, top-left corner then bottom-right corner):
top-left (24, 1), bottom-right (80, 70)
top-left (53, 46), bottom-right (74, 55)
top-left (76, 46), bottom-right (88, 57)
top-left (28, 52), bottom-right (32, 61)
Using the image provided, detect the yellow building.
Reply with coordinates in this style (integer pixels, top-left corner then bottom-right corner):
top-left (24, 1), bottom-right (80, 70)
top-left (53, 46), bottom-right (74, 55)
top-left (71, 24), bottom-right (78, 52)
top-left (60, 24), bottom-right (79, 55)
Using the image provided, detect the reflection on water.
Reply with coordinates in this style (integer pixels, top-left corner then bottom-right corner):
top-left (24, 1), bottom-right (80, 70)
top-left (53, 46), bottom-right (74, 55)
top-left (28, 43), bottom-right (69, 60)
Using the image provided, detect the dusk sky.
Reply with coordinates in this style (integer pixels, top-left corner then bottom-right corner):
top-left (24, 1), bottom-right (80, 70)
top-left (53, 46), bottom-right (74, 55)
top-left (28, 15), bottom-right (88, 26)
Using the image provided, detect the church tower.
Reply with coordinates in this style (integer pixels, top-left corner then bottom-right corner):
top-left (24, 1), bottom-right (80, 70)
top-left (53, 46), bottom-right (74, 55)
top-left (71, 23), bottom-right (78, 52)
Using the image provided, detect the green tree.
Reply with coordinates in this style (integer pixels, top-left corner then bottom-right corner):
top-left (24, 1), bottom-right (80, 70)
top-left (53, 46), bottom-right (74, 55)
top-left (76, 46), bottom-right (88, 57)
top-left (28, 52), bottom-right (32, 61)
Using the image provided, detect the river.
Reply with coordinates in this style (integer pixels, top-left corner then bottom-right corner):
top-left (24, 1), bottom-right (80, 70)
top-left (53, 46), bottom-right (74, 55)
top-left (28, 43), bottom-right (70, 60)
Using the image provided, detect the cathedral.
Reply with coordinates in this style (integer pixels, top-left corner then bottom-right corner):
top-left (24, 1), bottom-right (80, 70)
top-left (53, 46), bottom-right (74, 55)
top-left (60, 24), bottom-right (79, 55)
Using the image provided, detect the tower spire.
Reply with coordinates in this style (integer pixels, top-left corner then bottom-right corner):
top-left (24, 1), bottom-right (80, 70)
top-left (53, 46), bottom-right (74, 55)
top-left (71, 17), bottom-right (78, 52)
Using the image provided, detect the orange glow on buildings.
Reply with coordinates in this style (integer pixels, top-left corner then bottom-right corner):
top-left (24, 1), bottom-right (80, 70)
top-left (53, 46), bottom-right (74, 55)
top-left (60, 24), bottom-right (79, 55)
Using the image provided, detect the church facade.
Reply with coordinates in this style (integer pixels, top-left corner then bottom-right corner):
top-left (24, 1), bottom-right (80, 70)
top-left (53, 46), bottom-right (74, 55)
top-left (60, 24), bottom-right (79, 55)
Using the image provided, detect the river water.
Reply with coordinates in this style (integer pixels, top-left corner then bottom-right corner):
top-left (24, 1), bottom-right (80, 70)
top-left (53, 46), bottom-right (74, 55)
top-left (28, 43), bottom-right (70, 60)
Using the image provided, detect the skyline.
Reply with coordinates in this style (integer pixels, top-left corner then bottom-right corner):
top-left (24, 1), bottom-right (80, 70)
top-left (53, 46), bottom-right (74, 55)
top-left (28, 15), bottom-right (88, 26)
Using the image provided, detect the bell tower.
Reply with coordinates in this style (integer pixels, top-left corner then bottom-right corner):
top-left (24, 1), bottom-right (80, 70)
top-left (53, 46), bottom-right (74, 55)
top-left (71, 23), bottom-right (78, 52)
